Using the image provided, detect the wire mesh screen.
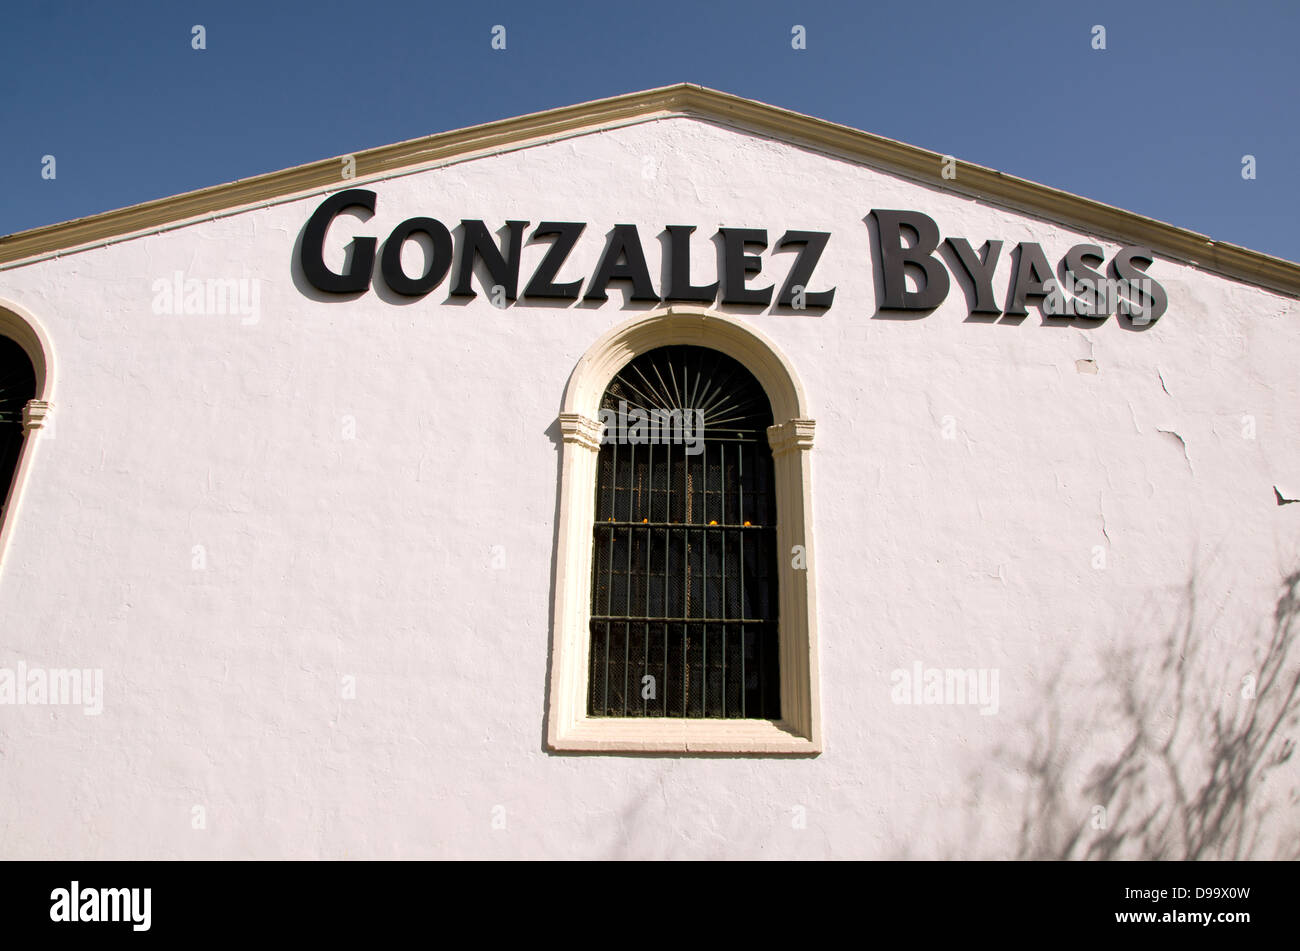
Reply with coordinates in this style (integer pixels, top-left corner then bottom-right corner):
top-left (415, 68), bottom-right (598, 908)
top-left (0, 336), bottom-right (35, 519)
top-left (587, 345), bottom-right (780, 719)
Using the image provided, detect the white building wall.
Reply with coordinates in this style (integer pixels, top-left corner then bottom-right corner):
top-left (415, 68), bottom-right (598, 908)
top-left (0, 116), bottom-right (1296, 858)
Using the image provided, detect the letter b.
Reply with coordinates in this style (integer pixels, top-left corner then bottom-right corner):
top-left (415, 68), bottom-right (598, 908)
top-left (870, 210), bottom-right (950, 310)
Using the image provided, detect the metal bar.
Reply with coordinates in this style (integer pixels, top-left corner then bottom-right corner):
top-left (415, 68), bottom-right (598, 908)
top-left (720, 441), bottom-right (727, 717)
top-left (758, 562), bottom-right (766, 713)
top-left (608, 434), bottom-right (618, 522)
top-left (721, 436), bottom-right (727, 526)
top-left (663, 538), bottom-right (669, 717)
top-left (623, 442), bottom-right (634, 715)
top-left (702, 620), bottom-right (708, 718)
top-left (604, 622), bottom-right (611, 716)
top-left (681, 622), bottom-right (688, 717)
top-left (604, 438), bottom-right (617, 716)
top-left (739, 441), bottom-right (746, 717)
top-left (643, 439), bottom-right (651, 715)
top-left (683, 454), bottom-right (690, 715)
top-left (590, 615), bottom-right (774, 624)
top-left (597, 521), bottom-right (766, 530)
top-left (663, 439), bottom-right (670, 717)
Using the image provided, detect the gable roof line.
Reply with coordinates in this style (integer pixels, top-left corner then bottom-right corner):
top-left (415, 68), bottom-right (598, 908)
top-left (0, 107), bottom-right (677, 273)
top-left (2, 83), bottom-right (1297, 298)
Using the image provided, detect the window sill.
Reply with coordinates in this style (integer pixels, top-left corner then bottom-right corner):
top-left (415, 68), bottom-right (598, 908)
top-left (548, 717), bottom-right (821, 755)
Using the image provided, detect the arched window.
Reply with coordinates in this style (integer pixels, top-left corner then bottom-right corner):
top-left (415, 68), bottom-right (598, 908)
top-left (588, 345), bottom-right (780, 719)
top-left (547, 306), bottom-right (821, 754)
top-left (0, 301), bottom-right (54, 571)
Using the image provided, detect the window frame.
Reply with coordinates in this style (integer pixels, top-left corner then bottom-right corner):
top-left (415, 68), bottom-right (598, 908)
top-left (0, 299), bottom-right (55, 576)
top-left (546, 306), bottom-right (821, 754)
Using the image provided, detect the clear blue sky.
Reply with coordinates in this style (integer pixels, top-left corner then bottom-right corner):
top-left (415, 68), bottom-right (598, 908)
top-left (2, 0), bottom-right (1296, 262)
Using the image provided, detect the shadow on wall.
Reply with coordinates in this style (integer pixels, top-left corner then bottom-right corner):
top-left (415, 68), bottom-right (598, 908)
top-left (985, 569), bottom-right (1300, 861)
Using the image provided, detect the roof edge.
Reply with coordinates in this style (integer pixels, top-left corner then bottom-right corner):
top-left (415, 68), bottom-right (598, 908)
top-left (2, 83), bottom-right (1298, 299)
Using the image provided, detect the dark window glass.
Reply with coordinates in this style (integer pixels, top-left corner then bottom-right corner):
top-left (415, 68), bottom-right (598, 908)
top-left (587, 345), bottom-right (780, 719)
top-left (0, 336), bottom-right (36, 520)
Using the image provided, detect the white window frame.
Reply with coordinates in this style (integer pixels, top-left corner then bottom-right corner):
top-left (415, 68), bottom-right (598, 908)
top-left (546, 305), bottom-right (821, 754)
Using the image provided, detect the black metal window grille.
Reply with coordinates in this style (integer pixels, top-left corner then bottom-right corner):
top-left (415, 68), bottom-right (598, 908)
top-left (588, 345), bottom-right (780, 719)
top-left (0, 336), bottom-right (35, 520)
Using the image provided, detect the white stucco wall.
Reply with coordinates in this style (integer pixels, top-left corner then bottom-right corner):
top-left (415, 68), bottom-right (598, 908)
top-left (0, 115), bottom-right (1296, 858)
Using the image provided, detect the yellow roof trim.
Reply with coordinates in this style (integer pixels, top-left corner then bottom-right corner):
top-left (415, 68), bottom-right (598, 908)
top-left (2, 83), bottom-right (1298, 298)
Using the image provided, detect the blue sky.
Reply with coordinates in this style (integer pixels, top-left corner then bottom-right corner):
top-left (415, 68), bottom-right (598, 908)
top-left (2, 0), bottom-right (1296, 261)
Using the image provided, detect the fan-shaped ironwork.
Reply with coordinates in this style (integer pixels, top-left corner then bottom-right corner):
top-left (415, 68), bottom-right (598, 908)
top-left (600, 345), bottom-right (773, 441)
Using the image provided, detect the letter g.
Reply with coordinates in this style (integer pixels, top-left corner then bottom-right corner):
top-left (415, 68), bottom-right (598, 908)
top-left (300, 189), bottom-right (378, 293)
